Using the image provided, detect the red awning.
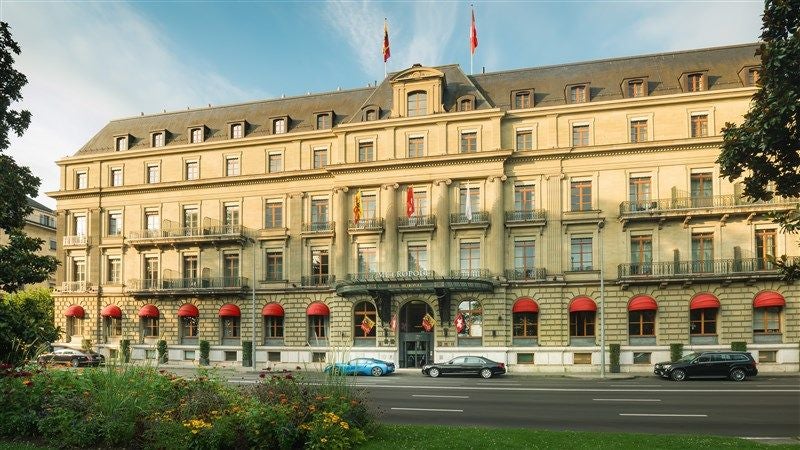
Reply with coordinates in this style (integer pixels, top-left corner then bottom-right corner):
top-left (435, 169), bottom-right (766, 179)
top-left (628, 295), bottom-right (658, 311)
top-left (262, 303), bottom-right (285, 317)
top-left (139, 304), bottom-right (160, 318)
top-left (307, 302), bottom-right (330, 316)
top-left (219, 304), bottom-right (241, 317)
top-left (753, 291), bottom-right (785, 308)
top-left (512, 297), bottom-right (539, 313)
top-left (569, 296), bottom-right (596, 312)
top-left (64, 305), bottom-right (85, 318)
top-left (178, 304), bottom-right (199, 317)
top-left (100, 305), bottom-right (122, 318)
top-left (690, 293), bottom-right (720, 310)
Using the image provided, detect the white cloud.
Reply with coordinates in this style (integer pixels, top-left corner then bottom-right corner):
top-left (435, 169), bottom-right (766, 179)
top-left (2, 2), bottom-right (258, 208)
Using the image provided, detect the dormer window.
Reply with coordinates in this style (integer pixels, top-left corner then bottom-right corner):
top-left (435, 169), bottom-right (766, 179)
top-left (364, 108), bottom-right (378, 121)
top-left (512, 90), bottom-right (533, 109)
top-left (272, 117), bottom-right (287, 134)
top-left (455, 94), bottom-right (476, 112)
top-left (627, 79), bottom-right (646, 98)
top-left (189, 127), bottom-right (204, 144)
top-left (151, 131), bottom-right (165, 148)
top-left (315, 112), bottom-right (333, 130)
top-left (687, 73), bottom-right (703, 92)
top-left (569, 85), bottom-right (588, 104)
top-left (114, 135), bottom-right (128, 151)
top-left (407, 91), bottom-right (427, 117)
top-left (230, 122), bottom-right (244, 139)
top-left (747, 68), bottom-right (760, 86)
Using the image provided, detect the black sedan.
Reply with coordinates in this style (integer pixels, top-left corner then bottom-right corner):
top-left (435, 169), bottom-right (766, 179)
top-left (37, 348), bottom-right (105, 367)
top-left (422, 356), bottom-right (506, 379)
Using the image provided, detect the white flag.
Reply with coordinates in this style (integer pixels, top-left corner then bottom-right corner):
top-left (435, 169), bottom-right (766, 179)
top-left (465, 183), bottom-right (473, 220)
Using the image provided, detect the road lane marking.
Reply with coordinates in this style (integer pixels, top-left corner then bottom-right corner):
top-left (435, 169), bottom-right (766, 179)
top-left (593, 398), bottom-right (661, 402)
top-left (412, 394), bottom-right (469, 399)
top-left (620, 413), bottom-right (707, 417)
top-left (350, 383), bottom-right (800, 393)
top-left (391, 407), bottom-right (463, 412)
top-left (754, 384), bottom-right (800, 387)
top-left (609, 384), bottom-right (660, 387)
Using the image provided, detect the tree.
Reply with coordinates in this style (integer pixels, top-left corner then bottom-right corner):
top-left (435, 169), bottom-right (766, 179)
top-left (0, 21), bottom-right (59, 292)
top-left (0, 288), bottom-right (61, 366)
top-left (717, 0), bottom-right (800, 279)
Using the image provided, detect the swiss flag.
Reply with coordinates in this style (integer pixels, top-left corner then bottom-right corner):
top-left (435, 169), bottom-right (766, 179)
top-left (406, 186), bottom-right (415, 218)
top-left (470, 9), bottom-right (478, 55)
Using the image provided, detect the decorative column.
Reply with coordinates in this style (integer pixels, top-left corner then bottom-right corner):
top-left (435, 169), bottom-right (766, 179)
top-left (432, 179), bottom-right (451, 275)
top-left (333, 186), bottom-right (349, 281)
top-left (381, 183), bottom-right (399, 273)
top-left (287, 192), bottom-right (304, 282)
top-left (55, 210), bottom-right (67, 285)
top-left (486, 175), bottom-right (507, 276)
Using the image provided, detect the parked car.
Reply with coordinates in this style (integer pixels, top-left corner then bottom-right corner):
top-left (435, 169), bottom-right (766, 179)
top-left (37, 348), bottom-right (105, 367)
top-left (422, 356), bottom-right (506, 379)
top-left (324, 358), bottom-right (395, 377)
top-left (654, 351), bottom-right (757, 381)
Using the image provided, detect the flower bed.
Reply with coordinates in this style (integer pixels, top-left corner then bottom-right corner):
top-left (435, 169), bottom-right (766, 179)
top-left (0, 363), bottom-right (374, 449)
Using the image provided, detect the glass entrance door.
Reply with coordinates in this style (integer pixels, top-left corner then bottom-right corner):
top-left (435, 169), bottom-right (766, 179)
top-left (398, 301), bottom-right (434, 368)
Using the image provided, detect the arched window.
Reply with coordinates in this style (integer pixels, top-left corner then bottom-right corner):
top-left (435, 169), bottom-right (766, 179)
top-left (689, 294), bottom-right (719, 343)
top-left (262, 303), bottom-right (285, 345)
top-left (628, 295), bottom-right (657, 336)
top-left (139, 304), bottom-right (160, 339)
top-left (178, 303), bottom-right (199, 344)
top-left (569, 297), bottom-right (596, 337)
top-left (219, 304), bottom-right (241, 344)
top-left (753, 291), bottom-right (784, 337)
top-left (456, 299), bottom-right (483, 344)
top-left (407, 91), bottom-right (427, 117)
top-left (512, 298), bottom-right (538, 338)
top-left (101, 304), bottom-right (122, 340)
top-left (307, 302), bottom-right (330, 344)
top-left (354, 301), bottom-right (377, 345)
top-left (460, 98), bottom-right (473, 111)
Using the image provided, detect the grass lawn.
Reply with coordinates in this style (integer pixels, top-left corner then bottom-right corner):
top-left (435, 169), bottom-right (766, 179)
top-left (357, 424), bottom-right (800, 449)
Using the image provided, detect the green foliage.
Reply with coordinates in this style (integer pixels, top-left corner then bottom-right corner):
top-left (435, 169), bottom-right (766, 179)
top-left (670, 343), bottom-right (684, 362)
top-left (0, 288), bottom-right (59, 366)
top-left (608, 343), bottom-right (621, 373)
top-left (119, 339), bottom-right (131, 363)
top-left (199, 340), bottom-right (210, 366)
top-left (81, 339), bottom-right (92, 353)
top-left (731, 341), bottom-right (748, 351)
top-left (157, 340), bottom-right (168, 364)
top-left (0, 22), bottom-right (32, 153)
top-left (0, 230), bottom-right (59, 294)
top-left (242, 341), bottom-right (252, 367)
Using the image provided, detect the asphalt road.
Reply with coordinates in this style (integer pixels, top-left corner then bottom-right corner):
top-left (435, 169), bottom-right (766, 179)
top-left (167, 367), bottom-right (800, 440)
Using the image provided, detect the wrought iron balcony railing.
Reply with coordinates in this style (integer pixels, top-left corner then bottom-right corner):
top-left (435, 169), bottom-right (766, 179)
top-left (127, 225), bottom-right (249, 241)
top-left (63, 235), bottom-right (88, 246)
top-left (397, 214), bottom-right (436, 228)
top-left (61, 281), bottom-right (91, 292)
top-left (300, 274), bottom-right (335, 287)
top-left (617, 257), bottom-right (797, 279)
top-left (128, 276), bottom-right (249, 291)
top-left (301, 221), bottom-right (335, 233)
top-left (619, 195), bottom-right (799, 215)
top-left (449, 211), bottom-right (490, 225)
top-left (449, 268), bottom-right (492, 278)
top-left (505, 209), bottom-right (547, 223)
top-left (505, 268), bottom-right (547, 281)
top-left (348, 218), bottom-right (384, 230)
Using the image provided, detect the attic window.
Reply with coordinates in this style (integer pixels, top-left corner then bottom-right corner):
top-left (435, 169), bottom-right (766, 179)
top-left (189, 127), bottom-right (204, 144)
top-left (114, 136), bottom-right (128, 151)
top-left (747, 68), bottom-right (760, 86)
top-left (272, 118), bottom-right (287, 134)
top-left (512, 90), bottom-right (533, 109)
top-left (456, 95), bottom-right (476, 112)
top-left (569, 85), bottom-right (588, 104)
top-left (316, 112), bottom-right (332, 130)
top-left (230, 122), bottom-right (244, 139)
top-left (364, 108), bottom-right (378, 121)
top-left (627, 80), bottom-right (645, 98)
top-left (687, 73), bottom-right (703, 92)
top-left (151, 131), bottom-right (165, 148)
top-left (407, 91), bottom-right (427, 117)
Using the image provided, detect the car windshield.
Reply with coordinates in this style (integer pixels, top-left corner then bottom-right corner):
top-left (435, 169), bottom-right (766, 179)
top-left (675, 352), bottom-right (701, 363)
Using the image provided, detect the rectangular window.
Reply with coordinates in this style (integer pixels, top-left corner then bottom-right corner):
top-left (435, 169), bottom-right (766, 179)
top-left (265, 201), bottom-right (283, 228)
top-left (361, 193), bottom-right (376, 219)
top-left (753, 307), bottom-right (781, 333)
top-left (115, 136), bottom-right (127, 151)
top-left (110, 168), bottom-right (123, 187)
top-left (181, 317), bottom-right (198, 339)
top-left (266, 152), bottom-right (282, 173)
top-left (223, 253), bottom-right (240, 284)
top-left (312, 351), bottom-right (326, 362)
top-left (184, 350), bottom-right (196, 360)
top-left (629, 310), bottom-right (656, 336)
top-left (152, 132), bottom-right (165, 148)
top-left (633, 352), bottom-right (652, 364)
top-left (629, 176), bottom-right (651, 209)
top-left (268, 351), bottom-right (281, 362)
top-left (630, 235), bottom-right (653, 275)
top-left (516, 130), bottom-right (533, 151)
top-left (316, 114), bottom-right (331, 130)
top-left (628, 80), bottom-right (645, 98)
top-left (570, 180), bottom-right (592, 211)
top-left (691, 232), bottom-right (714, 272)
top-left (224, 204), bottom-right (240, 227)
top-left (310, 316), bottom-right (327, 340)
top-left (224, 351), bottom-right (237, 361)
top-left (459, 186), bottom-right (480, 216)
top-left (691, 114), bottom-right (708, 137)
top-left (630, 120), bottom-right (648, 143)
top-left (747, 68), bottom-right (760, 86)
top-left (572, 125), bottom-right (589, 147)
top-left (570, 85), bottom-right (587, 103)
top-left (514, 239), bottom-right (536, 276)
top-left (183, 255), bottom-right (198, 280)
top-left (513, 312), bottom-right (537, 337)
top-left (231, 123), bottom-right (243, 139)
top-left (573, 353), bottom-right (592, 364)
top-left (690, 172), bottom-right (713, 206)
top-left (758, 351), bottom-right (776, 363)
top-left (145, 211), bottom-right (159, 232)
top-left (514, 91), bottom-right (531, 109)
top-left (143, 320), bottom-right (159, 339)
top-left (408, 136), bottom-right (424, 158)
top-left (690, 308), bottom-right (716, 334)
top-left (183, 207), bottom-right (199, 232)
top-left (310, 198), bottom-right (329, 227)
top-left (273, 118), bottom-right (286, 134)
top-left (107, 257), bottom-right (121, 284)
top-left (514, 184), bottom-right (535, 211)
top-left (76, 172), bottom-right (88, 189)
top-left (460, 131), bottom-right (477, 153)
top-left (108, 212), bottom-right (122, 236)
top-left (265, 317), bottom-right (284, 339)
top-left (72, 258), bottom-right (86, 282)
top-left (407, 243), bottom-right (428, 272)
top-left (687, 73), bottom-right (703, 92)
top-left (265, 250), bottom-right (283, 281)
top-left (74, 215), bottom-right (87, 236)
top-left (407, 92), bottom-right (427, 117)
top-left (106, 317), bottom-right (122, 338)
top-left (225, 157), bottom-right (240, 176)
top-left (146, 165), bottom-right (159, 184)
top-left (571, 312), bottom-right (595, 337)
top-left (311, 248), bottom-right (329, 283)
top-left (313, 148), bottom-right (328, 169)
top-left (185, 161), bottom-right (199, 180)
top-left (755, 229), bottom-right (777, 270)
top-left (357, 245), bottom-right (377, 275)
top-left (570, 237), bottom-right (593, 271)
top-left (222, 317), bottom-right (240, 338)
top-left (517, 353), bottom-right (535, 364)
top-left (144, 256), bottom-right (158, 282)
top-left (459, 241), bottom-right (481, 273)
top-left (358, 141), bottom-right (374, 162)
top-left (190, 128), bottom-right (203, 143)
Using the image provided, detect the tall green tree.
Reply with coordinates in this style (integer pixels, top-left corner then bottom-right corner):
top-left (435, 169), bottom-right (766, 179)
top-left (0, 21), bottom-right (58, 292)
top-left (0, 288), bottom-right (60, 365)
top-left (718, 0), bottom-right (800, 279)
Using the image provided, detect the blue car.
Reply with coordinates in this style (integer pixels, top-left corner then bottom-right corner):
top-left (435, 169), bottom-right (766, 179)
top-left (324, 358), bottom-right (395, 377)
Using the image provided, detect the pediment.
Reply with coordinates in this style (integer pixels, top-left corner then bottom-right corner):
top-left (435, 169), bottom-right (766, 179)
top-left (390, 66), bottom-right (445, 84)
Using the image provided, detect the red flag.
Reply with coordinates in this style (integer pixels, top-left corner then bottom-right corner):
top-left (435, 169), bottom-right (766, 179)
top-left (454, 312), bottom-right (465, 334)
top-left (470, 9), bottom-right (478, 55)
top-left (360, 315), bottom-right (375, 335)
top-left (421, 313), bottom-right (435, 332)
top-left (383, 20), bottom-right (391, 63)
top-left (406, 186), bottom-right (415, 218)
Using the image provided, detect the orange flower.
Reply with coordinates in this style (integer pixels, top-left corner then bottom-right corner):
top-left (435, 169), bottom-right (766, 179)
top-left (22, 379), bottom-right (33, 387)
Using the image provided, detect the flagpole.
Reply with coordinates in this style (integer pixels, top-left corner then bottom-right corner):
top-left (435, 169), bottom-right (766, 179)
top-left (470, 6), bottom-right (473, 75)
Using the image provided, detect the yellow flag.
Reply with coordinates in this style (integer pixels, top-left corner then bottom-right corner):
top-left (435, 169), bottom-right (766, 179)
top-left (353, 190), bottom-right (363, 223)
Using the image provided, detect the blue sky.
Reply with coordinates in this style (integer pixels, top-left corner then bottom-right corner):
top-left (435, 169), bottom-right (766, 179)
top-left (1, 0), bottom-right (762, 208)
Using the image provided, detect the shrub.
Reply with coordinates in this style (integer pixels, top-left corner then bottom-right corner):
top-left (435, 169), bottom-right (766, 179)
top-left (199, 340), bottom-right (210, 366)
top-left (242, 341), bottom-right (252, 367)
top-left (81, 338), bottom-right (93, 352)
top-left (0, 288), bottom-right (60, 366)
top-left (609, 343), bottom-right (621, 373)
top-left (731, 341), bottom-right (747, 351)
top-left (157, 340), bottom-right (168, 363)
top-left (120, 339), bottom-right (131, 363)
top-left (670, 343), bottom-right (684, 362)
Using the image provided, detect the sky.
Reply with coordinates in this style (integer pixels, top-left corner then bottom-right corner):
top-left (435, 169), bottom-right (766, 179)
top-left (0, 0), bottom-right (763, 209)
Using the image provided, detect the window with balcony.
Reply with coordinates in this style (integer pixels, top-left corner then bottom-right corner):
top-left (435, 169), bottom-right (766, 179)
top-left (516, 129), bottom-right (533, 151)
top-left (412, 190), bottom-right (428, 216)
top-left (408, 136), bottom-right (424, 158)
top-left (183, 255), bottom-right (198, 280)
top-left (690, 172), bottom-right (713, 206)
top-left (630, 235), bottom-right (652, 275)
top-left (572, 124), bottom-right (589, 147)
top-left (105, 257), bottom-right (121, 284)
top-left (146, 164), bottom-right (159, 184)
top-left (630, 119), bottom-right (648, 143)
top-left (459, 241), bottom-right (481, 275)
top-left (629, 176), bottom-right (652, 210)
top-left (273, 118), bottom-right (287, 134)
top-left (570, 180), bottom-right (592, 211)
top-left (687, 73), bottom-right (703, 92)
top-left (755, 229), bottom-right (777, 270)
top-left (627, 79), bottom-right (645, 98)
top-left (223, 253), bottom-right (240, 285)
top-left (514, 239), bottom-right (536, 278)
top-left (460, 131), bottom-right (477, 153)
top-left (570, 85), bottom-right (587, 103)
top-left (459, 186), bottom-right (480, 216)
top-left (71, 257), bottom-right (86, 284)
top-left (691, 232), bottom-right (714, 273)
top-left (183, 207), bottom-right (199, 233)
top-left (407, 243), bottom-right (429, 272)
top-left (224, 204), bottom-right (240, 228)
top-left (76, 172), bottom-right (88, 190)
top-left (268, 153), bottom-right (283, 173)
top-left (74, 215), bottom-right (87, 237)
top-left (457, 299), bottom-right (483, 340)
top-left (265, 200), bottom-right (283, 228)
top-left (110, 168), bottom-right (123, 187)
top-left (357, 245), bottom-right (377, 275)
top-left (311, 248), bottom-right (329, 284)
top-left (514, 184), bottom-right (535, 211)
top-left (313, 148), bottom-right (328, 169)
top-left (144, 256), bottom-right (158, 286)
top-left (570, 237), bottom-right (593, 271)
top-left (354, 301), bottom-right (377, 339)
top-left (185, 161), bottom-right (199, 180)
top-left (407, 91), bottom-right (427, 117)
top-left (265, 249), bottom-right (283, 281)
top-left (145, 211), bottom-right (159, 233)
top-left (358, 141), bottom-right (374, 162)
top-left (310, 198), bottom-right (329, 230)
top-left (108, 212), bottom-right (122, 236)
top-left (691, 114), bottom-right (708, 137)
top-left (225, 157), bottom-right (240, 176)
top-left (361, 193), bottom-right (376, 220)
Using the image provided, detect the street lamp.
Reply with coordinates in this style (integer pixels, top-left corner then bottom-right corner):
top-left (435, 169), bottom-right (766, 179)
top-left (598, 220), bottom-right (606, 378)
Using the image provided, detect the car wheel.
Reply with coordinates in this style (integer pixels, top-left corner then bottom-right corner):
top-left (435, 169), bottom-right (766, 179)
top-left (670, 369), bottom-right (687, 381)
top-left (371, 367), bottom-right (383, 377)
top-left (428, 367), bottom-right (440, 378)
top-left (480, 368), bottom-right (493, 379)
top-left (330, 367), bottom-right (342, 376)
top-left (71, 358), bottom-right (80, 368)
top-left (729, 368), bottom-right (746, 382)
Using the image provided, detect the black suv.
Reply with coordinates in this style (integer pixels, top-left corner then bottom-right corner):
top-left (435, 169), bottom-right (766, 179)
top-left (654, 351), bottom-right (757, 382)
